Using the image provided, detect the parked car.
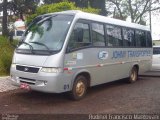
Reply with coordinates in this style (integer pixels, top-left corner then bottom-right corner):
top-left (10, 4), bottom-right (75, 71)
top-left (152, 46), bottom-right (160, 70)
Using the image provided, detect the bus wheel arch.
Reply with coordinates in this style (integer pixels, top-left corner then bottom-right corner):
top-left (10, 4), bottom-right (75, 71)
top-left (77, 72), bottom-right (91, 87)
top-left (72, 71), bottom-right (91, 88)
top-left (128, 65), bottom-right (139, 83)
top-left (70, 71), bottom-right (91, 100)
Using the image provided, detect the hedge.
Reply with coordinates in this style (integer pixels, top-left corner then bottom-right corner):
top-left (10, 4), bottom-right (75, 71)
top-left (0, 36), bottom-right (15, 76)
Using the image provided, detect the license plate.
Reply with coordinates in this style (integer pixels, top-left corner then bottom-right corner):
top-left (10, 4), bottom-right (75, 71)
top-left (20, 83), bottom-right (30, 90)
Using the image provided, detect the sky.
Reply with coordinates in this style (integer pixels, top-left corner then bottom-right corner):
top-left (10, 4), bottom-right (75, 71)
top-left (145, 9), bottom-right (160, 40)
top-left (150, 11), bottom-right (160, 40)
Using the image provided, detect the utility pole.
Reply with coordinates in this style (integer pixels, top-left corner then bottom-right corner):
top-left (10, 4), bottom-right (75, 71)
top-left (149, 0), bottom-right (152, 33)
top-left (2, 0), bottom-right (8, 36)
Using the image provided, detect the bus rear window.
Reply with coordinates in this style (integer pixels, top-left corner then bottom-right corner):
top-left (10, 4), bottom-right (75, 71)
top-left (153, 47), bottom-right (160, 55)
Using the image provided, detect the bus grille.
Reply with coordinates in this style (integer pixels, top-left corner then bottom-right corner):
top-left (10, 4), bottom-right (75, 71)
top-left (16, 65), bottom-right (39, 73)
top-left (19, 77), bottom-right (36, 85)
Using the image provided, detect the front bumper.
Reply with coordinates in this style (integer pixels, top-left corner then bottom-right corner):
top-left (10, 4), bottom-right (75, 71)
top-left (10, 66), bottom-right (72, 93)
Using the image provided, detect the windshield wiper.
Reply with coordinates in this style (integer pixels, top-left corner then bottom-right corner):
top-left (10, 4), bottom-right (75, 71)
top-left (29, 42), bottom-right (51, 53)
top-left (19, 41), bottom-right (34, 53)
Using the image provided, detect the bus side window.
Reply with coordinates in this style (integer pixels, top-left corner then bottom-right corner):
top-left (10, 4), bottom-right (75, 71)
top-left (153, 47), bottom-right (160, 54)
top-left (123, 28), bottom-right (135, 47)
top-left (106, 25), bottom-right (123, 47)
top-left (135, 30), bottom-right (146, 47)
top-left (146, 31), bottom-right (152, 47)
top-left (67, 22), bottom-right (91, 51)
top-left (91, 23), bottom-right (105, 47)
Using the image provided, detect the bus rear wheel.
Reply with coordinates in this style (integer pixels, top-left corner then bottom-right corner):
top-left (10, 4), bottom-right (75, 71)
top-left (70, 75), bottom-right (87, 100)
top-left (128, 66), bottom-right (138, 83)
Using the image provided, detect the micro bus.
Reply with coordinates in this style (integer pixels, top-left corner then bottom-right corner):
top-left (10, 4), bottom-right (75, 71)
top-left (10, 10), bottom-right (152, 100)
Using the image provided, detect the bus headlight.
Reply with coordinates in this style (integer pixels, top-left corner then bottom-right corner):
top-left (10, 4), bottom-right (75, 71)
top-left (11, 63), bottom-right (16, 68)
top-left (41, 67), bottom-right (62, 73)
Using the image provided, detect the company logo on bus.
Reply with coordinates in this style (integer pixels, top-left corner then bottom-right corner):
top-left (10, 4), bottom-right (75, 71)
top-left (24, 67), bottom-right (29, 72)
top-left (98, 51), bottom-right (108, 60)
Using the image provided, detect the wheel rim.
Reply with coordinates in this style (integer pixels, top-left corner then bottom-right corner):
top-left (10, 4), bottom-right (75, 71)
top-left (75, 80), bottom-right (85, 97)
top-left (131, 69), bottom-right (137, 81)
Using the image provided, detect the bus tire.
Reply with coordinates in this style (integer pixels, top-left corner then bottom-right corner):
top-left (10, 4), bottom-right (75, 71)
top-left (128, 66), bottom-right (138, 83)
top-left (70, 75), bottom-right (87, 100)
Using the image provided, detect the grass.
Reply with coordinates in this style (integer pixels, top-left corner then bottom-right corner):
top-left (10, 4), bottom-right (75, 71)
top-left (0, 36), bottom-right (16, 76)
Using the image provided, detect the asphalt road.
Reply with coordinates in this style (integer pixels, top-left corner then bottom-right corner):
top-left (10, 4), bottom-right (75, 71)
top-left (0, 75), bottom-right (160, 120)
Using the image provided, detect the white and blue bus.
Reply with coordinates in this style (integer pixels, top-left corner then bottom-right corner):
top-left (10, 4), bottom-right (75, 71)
top-left (10, 10), bottom-right (152, 100)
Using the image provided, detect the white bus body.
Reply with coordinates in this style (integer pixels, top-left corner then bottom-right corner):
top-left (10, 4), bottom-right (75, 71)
top-left (10, 11), bottom-right (152, 100)
top-left (152, 46), bottom-right (160, 70)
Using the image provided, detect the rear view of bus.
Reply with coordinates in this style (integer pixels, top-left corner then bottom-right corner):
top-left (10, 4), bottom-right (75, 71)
top-left (10, 11), bottom-right (152, 100)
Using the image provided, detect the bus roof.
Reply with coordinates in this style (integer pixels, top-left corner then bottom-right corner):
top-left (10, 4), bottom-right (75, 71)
top-left (54, 10), bottom-right (150, 31)
top-left (50, 10), bottom-right (150, 32)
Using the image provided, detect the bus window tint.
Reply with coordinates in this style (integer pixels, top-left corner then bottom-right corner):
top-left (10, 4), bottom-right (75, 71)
top-left (16, 30), bottom-right (24, 36)
top-left (92, 23), bottom-right (105, 47)
top-left (68, 22), bottom-right (91, 51)
top-left (153, 47), bottom-right (160, 55)
top-left (123, 28), bottom-right (135, 47)
top-left (106, 25), bottom-right (123, 47)
top-left (146, 31), bottom-right (152, 47)
top-left (135, 30), bottom-right (146, 47)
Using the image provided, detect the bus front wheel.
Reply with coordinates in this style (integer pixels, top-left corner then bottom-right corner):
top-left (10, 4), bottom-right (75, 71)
top-left (128, 66), bottom-right (138, 83)
top-left (70, 75), bottom-right (87, 100)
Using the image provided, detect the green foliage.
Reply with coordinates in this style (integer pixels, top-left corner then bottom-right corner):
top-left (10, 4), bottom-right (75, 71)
top-left (37, 1), bottom-right (75, 14)
top-left (8, 0), bottom-right (40, 20)
top-left (76, 7), bottom-right (100, 14)
top-left (27, 1), bottom-right (100, 24)
top-left (0, 36), bottom-right (15, 76)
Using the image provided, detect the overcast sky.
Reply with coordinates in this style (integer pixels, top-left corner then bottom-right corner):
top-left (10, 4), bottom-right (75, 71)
top-left (150, 11), bottom-right (160, 40)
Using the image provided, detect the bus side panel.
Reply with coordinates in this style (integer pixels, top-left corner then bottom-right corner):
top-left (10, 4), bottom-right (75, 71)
top-left (64, 48), bottom-right (129, 87)
top-left (64, 47), bottom-right (152, 87)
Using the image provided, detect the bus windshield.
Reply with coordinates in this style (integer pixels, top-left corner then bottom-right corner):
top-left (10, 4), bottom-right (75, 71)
top-left (17, 14), bottom-right (73, 54)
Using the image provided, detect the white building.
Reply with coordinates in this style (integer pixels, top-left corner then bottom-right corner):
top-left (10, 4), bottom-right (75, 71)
top-left (0, 0), bottom-right (12, 3)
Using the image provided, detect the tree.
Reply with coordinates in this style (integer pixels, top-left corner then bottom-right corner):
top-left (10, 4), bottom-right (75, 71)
top-left (43, 0), bottom-right (107, 16)
top-left (89, 0), bottom-right (107, 16)
top-left (106, 0), bottom-right (160, 24)
top-left (70, 0), bottom-right (107, 15)
top-left (9, 0), bottom-right (40, 21)
top-left (27, 1), bottom-right (100, 24)
top-left (70, 0), bottom-right (88, 8)
top-left (43, 0), bottom-right (63, 4)
top-left (1, 0), bottom-right (40, 36)
top-left (2, 0), bottom-right (8, 36)
top-left (43, 0), bottom-right (88, 7)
